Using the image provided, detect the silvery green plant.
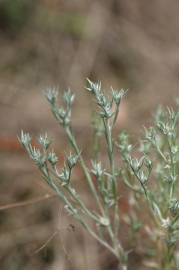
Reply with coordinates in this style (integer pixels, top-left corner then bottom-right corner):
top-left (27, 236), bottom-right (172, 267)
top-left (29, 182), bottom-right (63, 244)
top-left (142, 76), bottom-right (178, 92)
top-left (117, 105), bottom-right (179, 269)
top-left (19, 80), bottom-right (179, 270)
top-left (20, 81), bottom-right (128, 270)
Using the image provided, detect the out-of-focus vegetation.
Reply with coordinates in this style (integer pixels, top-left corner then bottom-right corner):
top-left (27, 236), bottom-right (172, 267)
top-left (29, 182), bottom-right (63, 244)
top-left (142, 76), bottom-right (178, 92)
top-left (37, 9), bottom-right (86, 38)
top-left (0, 0), bottom-right (35, 34)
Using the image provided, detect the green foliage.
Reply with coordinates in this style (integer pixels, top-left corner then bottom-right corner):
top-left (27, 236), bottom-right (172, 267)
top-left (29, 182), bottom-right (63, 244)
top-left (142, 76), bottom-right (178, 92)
top-left (37, 9), bottom-right (85, 38)
top-left (0, 0), bottom-right (34, 34)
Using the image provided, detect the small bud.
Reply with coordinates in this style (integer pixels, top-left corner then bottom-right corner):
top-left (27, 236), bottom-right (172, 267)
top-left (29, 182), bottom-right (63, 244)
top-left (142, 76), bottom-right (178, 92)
top-left (67, 153), bottom-right (79, 169)
top-left (112, 88), bottom-right (127, 105)
top-left (39, 133), bottom-right (51, 149)
top-left (48, 151), bottom-right (58, 165)
top-left (144, 127), bottom-right (156, 142)
top-left (59, 167), bottom-right (70, 184)
top-left (57, 107), bottom-right (71, 126)
top-left (138, 170), bottom-right (148, 184)
top-left (58, 108), bottom-right (66, 119)
top-left (86, 78), bottom-right (101, 95)
top-left (91, 161), bottom-right (105, 178)
top-left (99, 216), bottom-right (110, 226)
top-left (144, 157), bottom-right (152, 170)
top-left (63, 89), bottom-right (75, 106)
top-left (45, 88), bottom-right (58, 104)
top-left (161, 217), bottom-right (170, 229)
top-left (129, 157), bottom-right (144, 171)
top-left (20, 130), bottom-right (31, 146)
top-left (169, 199), bottom-right (179, 215)
top-left (31, 147), bottom-right (46, 167)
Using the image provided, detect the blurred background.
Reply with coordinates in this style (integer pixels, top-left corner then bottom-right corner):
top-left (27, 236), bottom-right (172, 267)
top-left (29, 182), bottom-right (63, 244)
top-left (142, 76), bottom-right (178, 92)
top-left (0, 1), bottom-right (179, 269)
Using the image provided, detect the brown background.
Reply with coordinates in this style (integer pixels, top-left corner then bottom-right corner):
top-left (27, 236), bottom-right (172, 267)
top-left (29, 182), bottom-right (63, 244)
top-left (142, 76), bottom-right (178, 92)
top-left (0, 1), bottom-right (179, 269)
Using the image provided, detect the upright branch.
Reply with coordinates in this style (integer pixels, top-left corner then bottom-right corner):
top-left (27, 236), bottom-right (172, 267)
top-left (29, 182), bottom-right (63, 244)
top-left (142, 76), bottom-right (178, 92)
top-left (19, 81), bottom-right (128, 269)
top-left (19, 80), bottom-right (179, 270)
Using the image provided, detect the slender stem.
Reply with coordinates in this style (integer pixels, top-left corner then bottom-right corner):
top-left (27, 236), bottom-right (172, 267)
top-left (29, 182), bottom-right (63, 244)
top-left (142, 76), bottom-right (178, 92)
top-left (78, 218), bottom-right (117, 258)
top-left (47, 168), bottom-right (117, 258)
top-left (167, 137), bottom-right (176, 200)
top-left (155, 145), bottom-right (167, 162)
top-left (122, 171), bottom-right (142, 193)
top-left (102, 118), bottom-right (122, 255)
top-left (41, 162), bottom-right (120, 261)
top-left (103, 119), bottom-right (116, 196)
top-left (65, 126), bottom-right (104, 215)
top-left (0, 194), bottom-right (56, 211)
top-left (112, 103), bottom-right (120, 129)
top-left (48, 166), bottom-right (101, 223)
top-left (163, 242), bottom-right (175, 270)
top-left (130, 166), bottom-right (149, 199)
top-left (67, 186), bottom-right (101, 223)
